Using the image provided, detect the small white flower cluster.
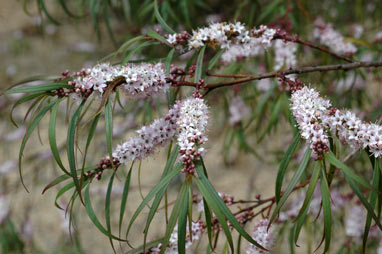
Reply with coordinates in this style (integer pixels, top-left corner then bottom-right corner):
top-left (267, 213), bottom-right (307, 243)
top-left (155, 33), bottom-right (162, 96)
top-left (187, 22), bottom-right (248, 49)
top-left (334, 72), bottom-right (366, 93)
top-left (291, 85), bottom-right (382, 157)
top-left (313, 19), bottom-right (357, 55)
top-left (151, 221), bottom-right (205, 254)
top-left (345, 205), bottom-right (366, 239)
top-left (273, 40), bottom-right (297, 71)
top-left (229, 96), bottom-right (251, 125)
top-left (177, 98), bottom-right (209, 174)
top-left (246, 219), bottom-right (274, 254)
top-left (112, 102), bottom-right (181, 164)
top-left (0, 194), bottom-right (9, 224)
top-left (290, 86), bottom-right (331, 157)
top-left (221, 25), bottom-right (276, 62)
top-left (324, 110), bottom-right (382, 157)
top-left (72, 62), bottom-right (169, 101)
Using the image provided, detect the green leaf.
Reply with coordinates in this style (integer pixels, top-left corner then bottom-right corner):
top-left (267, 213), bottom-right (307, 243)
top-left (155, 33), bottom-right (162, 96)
top-left (105, 100), bottom-right (113, 166)
top-left (362, 158), bottom-right (380, 253)
top-left (19, 99), bottom-right (57, 192)
top-left (203, 196), bottom-right (214, 250)
top-left (294, 162), bottom-right (320, 245)
top-left (270, 148), bottom-right (312, 225)
top-left (126, 164), bottom-right (182, 238)
top-left (342, 171), bottom-right (382, 231)
top-left (84, 184), bottom-right (127, 242)
top-left (6, 83), bottom-right (70, 94)
top-left (10, 92), bottom-right (45, 127)
top-left (146, 29), bottom-right (173, 47)
top-left (325, 151), bottom-right (375, 191)
top-left (154, 0), bottom-right (176, 34)
top-left (160, 183), bottom-right (188, 254)
top-left (58, 0), bottom-right (81, 18)
top-left (207, 49), bottom-right (224, 71)
top-left (276, 134), bottom-right (301, 203)
top-left (195, 160), bottom-right (266, 251)
top-left (142, 146), bottom-right (179, 248)
top-left (126, 238), bottom-right (164, 254)
top-left (38, 0), bottom-right (61, 24)
top-left (258, 97), bottom-right (282, 141)
top-left (320, 164), bottom-right (332, 253)
top-left (122, 41), bottom-right (159, 65)
top-left (194, 46), bottom-right (206, 83)
top-left (80, 113), bottom-right (101, 190)
top-left (55, 182), bottom-right (75, 209)
top-left (42, 166), bottom-right (97, 194)
top-left (119, 164), bottom-right (133, 238)
top-left (165, 48), bottom-right (175, 76)
top-left (105, 173), bottom-right (116, 252)
top-left (49, 98), bottom-right (70, 175)
top-left (178, 185), bottom-right (189, 254)
top-left (194, 177), bottom-right (234, 253)
top-left (67, 101), bottom-right (85, 202)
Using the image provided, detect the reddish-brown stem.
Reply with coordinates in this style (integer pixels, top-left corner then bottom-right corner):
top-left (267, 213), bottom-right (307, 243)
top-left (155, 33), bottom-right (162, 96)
top-left (274, 34), bottom-right (354, 63)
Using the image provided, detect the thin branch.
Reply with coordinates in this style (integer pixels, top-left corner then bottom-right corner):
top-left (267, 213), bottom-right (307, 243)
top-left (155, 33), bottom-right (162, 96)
top-left (201, 61), bottom-right (382, 90)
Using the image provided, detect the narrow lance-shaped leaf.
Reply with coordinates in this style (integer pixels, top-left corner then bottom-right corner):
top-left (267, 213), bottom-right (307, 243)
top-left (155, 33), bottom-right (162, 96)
top-left (325, 151), bottom-right (375, 191)
top-left (160, 183), bottom-right (188, 254)
top-left (105, 100), bottom-right (113, 167)
top-left (362, 158), bottom-right (380, 253)
top-left (126, 164), bottom-right (182, 238)
top-left (19, 99), bottom-right (58, 192)
top-left (49, 98), bottom-right (70, 175)
top-left (10, 92), bottom-right (45, 127)
top-left (194, 177), bottom-right (235, 253)
top-left (105, 173), bottom-right (116, 252)
top-left (84, 184), bottom-right (128, 242)
top-left (276, 134), bottom-right (301, 203)
top-left (320, 163), bottom-right (332, 253)
top-left (178, 184), bottom-right (189, 254)
top-left (6, 83), bottom-right (71, 94)
top-left (269, 148), bottom-right (312, 226)
top-left (194, 46), bottom-right (206, 83)
top-left (294, 162), bottom-right (320, 245)
top-left (154, 0), bottom-right (176, 34)
top-left (67, 101), bottom-right (85, 202)
top-left (146, 29), bottom-right (173, 47)
top-left (195, 160), bottom-right (267, 251)
top-left (119, 163), bottom-right (133, 238)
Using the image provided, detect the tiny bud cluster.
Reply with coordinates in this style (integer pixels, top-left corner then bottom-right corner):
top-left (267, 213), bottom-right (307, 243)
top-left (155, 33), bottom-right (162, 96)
top-left (313, 18), bottom-right (357, 55)
top-left (113, 102), bottom-right (181, 165)
top-left (246, 219), bottom-right (274, 254)
top-left (85, 156), bottom-right (121, 181)
top-left (150, 220), bottom-right (205, 254)
top-left (177, 98), bottom-right (209, 174)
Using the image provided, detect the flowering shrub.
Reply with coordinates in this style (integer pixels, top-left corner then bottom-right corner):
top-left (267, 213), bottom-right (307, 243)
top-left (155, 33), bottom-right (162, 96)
top-left (3, 0), bottom-right (382, 253)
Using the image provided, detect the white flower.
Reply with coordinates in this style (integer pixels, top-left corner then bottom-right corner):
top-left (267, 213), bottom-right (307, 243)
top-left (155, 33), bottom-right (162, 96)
top-left (0, 194), bottom-right (9, 224)
top-left (273, 40), bottom-right (297, 70)
top-left (151, 221), bottom-right (204, 253)
top-left (229, 96), bottom-right (251, 125)
top-left (345, 205), bottom-right (366, 239)
top-left (313, 18), bottom-right (357, 55)
top-left (177, 98), bottom-right (209, 170)
top-left (113, 102), bottom-right (181, 164)
top-left (246, 219), bottom-right (274, 254)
